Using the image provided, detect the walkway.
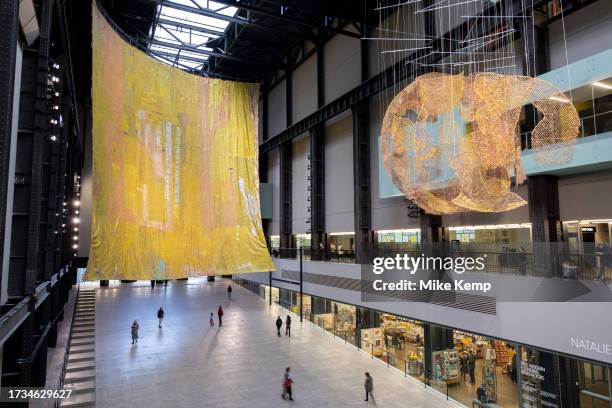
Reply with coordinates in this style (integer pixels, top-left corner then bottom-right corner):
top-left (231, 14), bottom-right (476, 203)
top-left (94, 279), bottom-right (458, 408)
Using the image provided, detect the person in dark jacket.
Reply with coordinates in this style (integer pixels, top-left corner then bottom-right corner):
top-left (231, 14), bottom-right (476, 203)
top-left (460, 354), bottom-right (468, 381)
top-left (157, 307), bottom-right (165, 328)
top-left (227, 285), bottom-right (233, 299)
top-left (468, 353), bottom-right (476, 384)
top-left (285, 315), bottom-right (291, 337)
top-left (364, 372), bottom-right (374, 402)
top-left (217, 305), bottom-right (224, 327)
top-left (150, 280), bottom-right (155, 291)
top-left (276, 316), bottom-right (283, 337)
top-left (131, 320), bottom-right (139, 345)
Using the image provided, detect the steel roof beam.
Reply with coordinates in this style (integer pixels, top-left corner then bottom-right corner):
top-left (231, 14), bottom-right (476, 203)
top-left (149, 38), bottom-right (271, 66)
top-left (205, 0), bottom-right (362, 39)
top-left (156, 17), bottom-right (228, 37)
top-left (143, 0), bottom-right (312, 39)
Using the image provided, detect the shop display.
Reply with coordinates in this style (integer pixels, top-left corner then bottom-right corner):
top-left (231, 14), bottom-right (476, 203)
top-left (88, 5), bottom-right (274, 279)
top-left (432, 349), bottom-right (459, 384)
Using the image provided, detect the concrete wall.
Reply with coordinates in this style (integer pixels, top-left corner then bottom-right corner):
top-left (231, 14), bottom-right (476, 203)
top-left (559, 170), bottom-right (612, 220)
top-left (268, 78), bottom-right (286, 137)
top-left (292, 134), bottom-right (310, 233)
top-left (268, 149), bottom-right (280, 235)
top-left (549, 0), bottom-right (612, 69)
top-left (292, 53), bottom-right (317, 123)
top-left (1, 40), bottom-right (22, 305)
top-left (324, 32), bottom-right (361, 104)
top-left (324, 113), bottom-right (354, 232)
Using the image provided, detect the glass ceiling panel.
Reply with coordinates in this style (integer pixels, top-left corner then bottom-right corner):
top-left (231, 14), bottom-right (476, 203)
top-left (149, 0), bottom-right (239, 71)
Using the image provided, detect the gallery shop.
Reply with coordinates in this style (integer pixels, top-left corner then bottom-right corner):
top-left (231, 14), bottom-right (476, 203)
top-left (234, 278), bottom-right (612, 408)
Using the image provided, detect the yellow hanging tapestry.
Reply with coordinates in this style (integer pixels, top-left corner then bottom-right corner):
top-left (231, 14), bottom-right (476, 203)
top-left (87, 5), bottom-right (275, 280)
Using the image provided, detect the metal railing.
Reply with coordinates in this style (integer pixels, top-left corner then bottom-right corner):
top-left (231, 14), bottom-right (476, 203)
top-left (54, 283), bottom-right (80, 408)
top-left (269, 243), bottom-right (612, 282)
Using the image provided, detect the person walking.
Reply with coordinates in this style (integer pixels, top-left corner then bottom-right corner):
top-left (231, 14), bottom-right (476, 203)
top-left (164, 280), bottom-right (168, 287)
top-left (364, 372), bottom-right (374, 402)
top-left (217, 305), bottom-right (224, 327)
top-left (468, 352), bottom-right (476, 385)
top-left (276, 316), bottom-right (283, 337)
top-left (209, 312), bottom-right (215, 327)
top-left (281, 367), bottom-right (293, 401)
top-left (131, 320), bottom-right (139, 344)
top-left (150, 280), bottom-right (155, 291)
top-left (460, 353), bottom-right (468, 381)
top-left (157, 307), bottom-right (165, 328)
top-left (285, 315), bottom-right (291, 337)
top-left (227, 285), bottom-right (233, 300)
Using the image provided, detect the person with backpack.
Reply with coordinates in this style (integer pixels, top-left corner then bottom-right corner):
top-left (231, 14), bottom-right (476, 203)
top-left (217, 305), bottom-right (224, 327)
top-left (157, 307), bottom-right (164, 328)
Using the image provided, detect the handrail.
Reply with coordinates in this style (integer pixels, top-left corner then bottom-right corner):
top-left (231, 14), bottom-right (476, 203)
top-left (580, 389), bottom-right (611, 402)
top-left (54, 283), bottom-right (80, 408)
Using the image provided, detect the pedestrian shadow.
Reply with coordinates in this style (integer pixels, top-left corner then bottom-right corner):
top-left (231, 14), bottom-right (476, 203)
top-left (203, 328), bottom-right (221, 360)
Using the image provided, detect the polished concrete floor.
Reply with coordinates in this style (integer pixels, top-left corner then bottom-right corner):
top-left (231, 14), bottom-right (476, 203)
top-left (94, 279), bottom-right (458, 408)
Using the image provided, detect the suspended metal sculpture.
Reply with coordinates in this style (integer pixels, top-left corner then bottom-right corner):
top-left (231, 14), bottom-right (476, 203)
top-left (381, 72), bottom-right (580, 214)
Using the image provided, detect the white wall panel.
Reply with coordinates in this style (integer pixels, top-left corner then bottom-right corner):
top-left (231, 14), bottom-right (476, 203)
top-left (292, 134), bottom-right (310, 233)
top-left (549, 1), bottom-right (612, 69)
top-left (268, 149), bottom-right (280, 235)
top-left (324, 34), bottom-right (361, 104)
top-left (559, 170), bottom-right (612, 221)
top-left (292, 53), bottom-right (317, 123)
top-left (325, 114), bottom-right (354, 232)
top-left (267, 79), bottom-right (286, 137)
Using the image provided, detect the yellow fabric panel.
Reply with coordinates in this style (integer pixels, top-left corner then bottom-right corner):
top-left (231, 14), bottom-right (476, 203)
top-left (87, 5), bottom-right (275, 280)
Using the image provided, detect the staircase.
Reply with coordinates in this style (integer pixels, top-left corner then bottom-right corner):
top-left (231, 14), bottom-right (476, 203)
top-left (60, 288), bottom-right (96, 407)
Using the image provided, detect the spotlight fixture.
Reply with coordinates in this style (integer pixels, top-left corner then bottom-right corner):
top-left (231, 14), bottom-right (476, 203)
top-left (72, 244), bottom-right (78, 249)
top-left (73, 227), bottom-right (78, 232)
top-left (72, 217), bottom-right (80, 224)
top-left (50, 135), bottom-right (57, 142)
top-left (54, 91), bottom-right (60, 97)
top-left (61, 223), bottom-right (66, 227)
top-left (75, 210), bottom-right (80, 215)
top-left (73, 199), bottom-right (80, 207)
top-left (73, 236), bottom-right (78, 240)
top-left (50, 118), bottom-right (58, 125)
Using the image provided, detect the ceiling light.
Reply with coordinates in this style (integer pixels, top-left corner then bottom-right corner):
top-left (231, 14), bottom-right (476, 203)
top-left (549, 95), bottom-right (570, 103)
top-left (593, 81), bottom-right (612, 90)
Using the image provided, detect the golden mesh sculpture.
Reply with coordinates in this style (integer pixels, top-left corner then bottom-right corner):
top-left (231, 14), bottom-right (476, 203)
top-left (381, 73), bottom-right (580, 214)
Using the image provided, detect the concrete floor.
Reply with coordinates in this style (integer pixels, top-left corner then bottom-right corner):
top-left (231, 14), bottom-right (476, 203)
top-left (94, 279), bottom-right (458, 408)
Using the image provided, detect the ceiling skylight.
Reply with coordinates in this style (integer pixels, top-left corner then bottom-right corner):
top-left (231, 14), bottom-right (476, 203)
top-left (148, 0), bottom-right (239, 72)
